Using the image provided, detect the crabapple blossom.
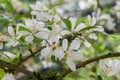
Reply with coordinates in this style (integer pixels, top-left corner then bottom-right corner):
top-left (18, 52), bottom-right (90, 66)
top-left (99, 59), bottom-right (120, 77)
top-left (62, 38), bottom-right (83, 71)
top-left (5, 26), bottom-right (19, 47)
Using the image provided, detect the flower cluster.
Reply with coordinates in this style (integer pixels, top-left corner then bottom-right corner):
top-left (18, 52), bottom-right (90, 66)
top-left (1, 1), bottom-right (105, 71)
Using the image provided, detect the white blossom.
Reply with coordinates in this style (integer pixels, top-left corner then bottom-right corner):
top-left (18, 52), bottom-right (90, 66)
top-left (6, 26), bottom-right (19, 47)
top-left (18, 19), bottom-right (50, 44)
top-left (62, 38), bottom-right (83, 71)
top-left (2, 73), bottom-right (15, 80)
top-left (99, 59), bottom-right (120, 77)
top-left (41, 38), bottom-right (64, 60)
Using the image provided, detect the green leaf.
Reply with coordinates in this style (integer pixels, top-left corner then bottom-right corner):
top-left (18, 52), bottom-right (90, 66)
top-left (80, 26), bottom-right (96, 32)
top-left (48, 1), bottom-right (65, 9)
top-left (6, 0), bottom-right (14, 13)
top-left (62, 18), bottom-right (72, 31)
top-left (96, 75), bottom-right (102, 80)
top-left (19, 26), bottom-right (31, 32)
top-left (14, 14), bottom-right (24, 21)
top-left (0, 14), bottom-right (11, 26)
top-left (0, 68), bottom-right (5, 80)
top-left (51, 55), bottom-right (56, 63)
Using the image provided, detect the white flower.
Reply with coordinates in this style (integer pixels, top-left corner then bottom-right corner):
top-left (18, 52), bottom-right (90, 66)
top-left (62, 38), bottom-right (83, 71)
top-left (41, 39), bottom-right (64, 60)
top-left (6, 26), bottom-right (19, 47)
top-left (18, 19), bottom-right (50, 44)
top-left (99, 59), bottom-right (120, 77)
top-left (2, 73), bottom-right (15, 80)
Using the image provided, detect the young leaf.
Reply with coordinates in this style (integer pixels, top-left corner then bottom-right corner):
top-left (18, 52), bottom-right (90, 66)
top-left (51, 55), bottom-right (56, 63)
top-left (6, 0), bottom-right (14, 13)
top-left (96, 75), bottom-right (103, 80)
top-left (79, 26), bottom-right (96, 32)
top-left (48, 1), bottom-right (65, 9)
top-left (62, 18), bottom-right (72, 31)
top-left (19, 26), bottom-right (31, 32)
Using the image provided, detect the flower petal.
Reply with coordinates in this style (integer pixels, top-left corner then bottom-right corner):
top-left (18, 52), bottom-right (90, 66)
top-left (75, 23), bottom-right (86, 32)
top-left (70, 38), bottom-right (80, 50)
top-left (89, 33), bottom-right (98, 40)
top-left (72, 51), bottom-right (83, 60)
top-left (35, 32), bottom-right (49, 39)
top-left (83, 40), bottom-right (91, 47)
top-left (54, 47), bottom-right (65, 60)
top-left (62, 39), bottom-right (68, 51)
top-left (93, 26), bottom-right (104, 32)
top-left (69, 17), bottom-right (76, 30)
top-left (66, 58), bottom-right (76, 71)
top-left (25, 35), bottom-right (34, 43)
top-left (8, 26), bottom-right (14, 37)
top-left (99, 60), bottom-right (106, 72)
top-left (91, 16), bottom-right (96, 26)
top-left (61, 30), bottom-right (70, 36)
top-left (41, 47), bottom-right (51, 57)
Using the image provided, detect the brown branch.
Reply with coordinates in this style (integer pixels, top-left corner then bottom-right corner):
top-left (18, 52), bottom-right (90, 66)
top-left (17, 46), bottom-right (45, 65)
top-left (62, 52), bottom-right (120, 77)
top-left (0, 60), bottom-right (37, 80)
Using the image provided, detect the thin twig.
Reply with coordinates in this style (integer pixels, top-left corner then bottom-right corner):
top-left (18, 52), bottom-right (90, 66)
top-left (17, 46), bottom-right (44, 65)
top-left (0, 60), bottom-right (37, 80)
top-left (62, 52), bottom-right (120, 77)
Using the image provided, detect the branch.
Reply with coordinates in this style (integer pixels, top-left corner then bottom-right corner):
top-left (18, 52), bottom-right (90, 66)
top-left (17, 46), bottom-right (45, 65)
top-left (0, 60), bottom-right (37, 80)
top-left (62, 52), bottom-right (120, 77)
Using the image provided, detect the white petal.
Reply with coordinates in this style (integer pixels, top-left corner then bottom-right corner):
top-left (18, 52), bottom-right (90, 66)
top-left (83, 40), bottom-right (91, 47)
top-left (16, 31), bottom-right (29, 39)
top-left (61, 30), bottom-right (70, 36)
top-left (70, 38), bottom-right (80, 50)
top-left (99, 60), bottom-right (106, 72)
top-left (66, 58), bottom-right (76, 71)
top-left (88, 15), bottom-right (91, 25)
top-left (93, 26), bottom-right (104, 32)
top-left (0, 43), bottom-right (3, 49)
top-left (54, 47), bottom-right (65, 60)
top-left (89, 33), bottom-right (98, 40)
top-left (25, 35), bottom-right (34, 43)
top-left (62, 39), bottom-right (68, 51)
top-left (5, 39), bottom-right (18, 47)
top-left (41, 47), bottom-right (51, 57)
top-left (2, 73), bottom-right (15, 80)
top-left (91, 16), bottom-right (96, 26)
top-left (31, 11), bottom-right (39, 15)
top-left (3, 51), bottom-right (17, 58)
top-left (35, 32), bottom-right (49, 39)
top-left (72, 51), bottom-right (83, 60)
top-left (75, 23), bottom-right (86, 32)
top-left (8, 26), bottom-right (14, 37)
top-left (69, 17), bottom-right (76, 30)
